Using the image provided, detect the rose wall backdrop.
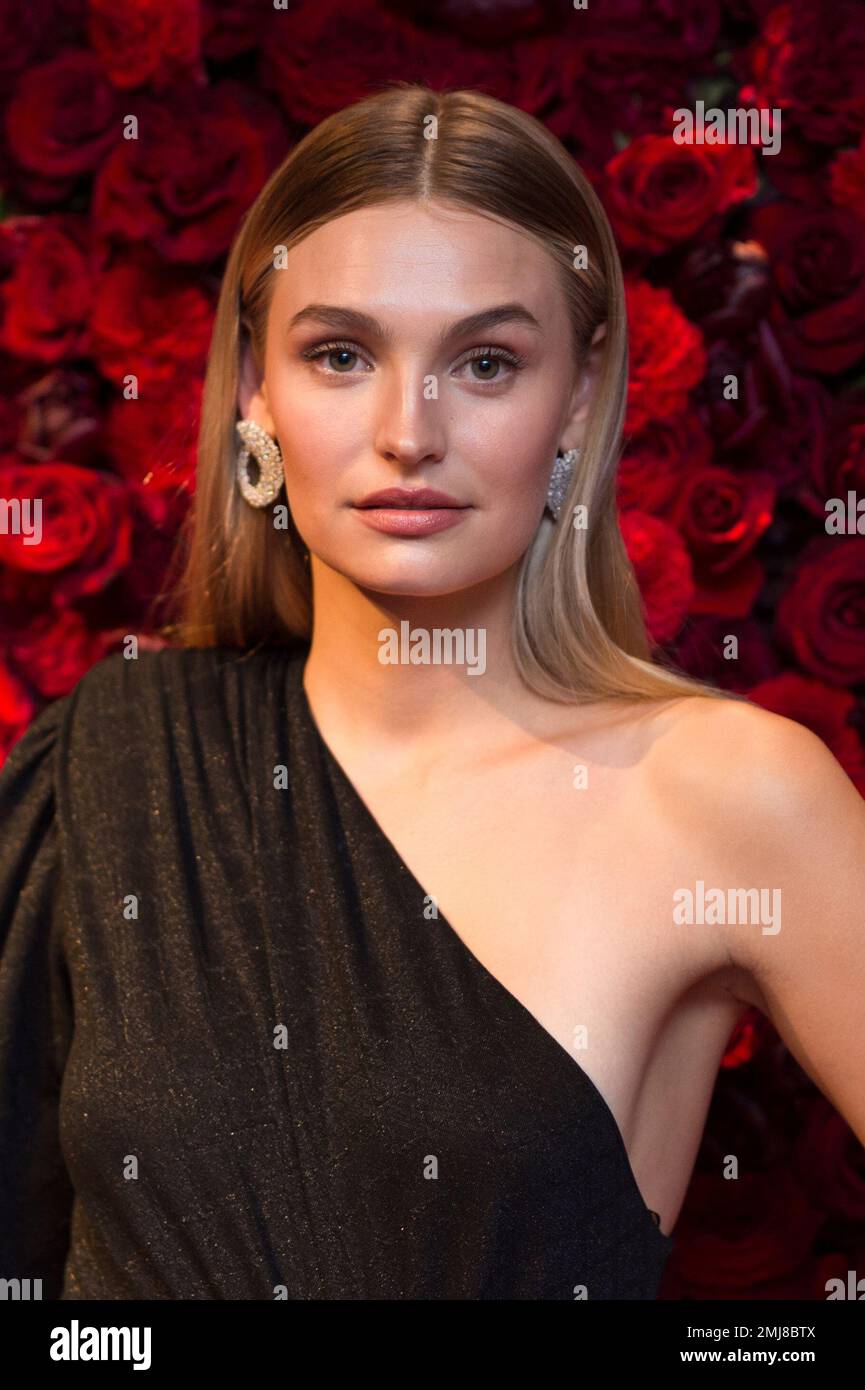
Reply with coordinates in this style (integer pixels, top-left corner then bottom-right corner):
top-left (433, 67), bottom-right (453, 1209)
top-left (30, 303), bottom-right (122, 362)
top-left (1, 0), bottom-right (865, 1300)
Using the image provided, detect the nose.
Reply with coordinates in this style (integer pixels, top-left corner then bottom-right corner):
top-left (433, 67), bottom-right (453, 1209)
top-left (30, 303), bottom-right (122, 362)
top-left (372, 359), bottom-right (447, 471)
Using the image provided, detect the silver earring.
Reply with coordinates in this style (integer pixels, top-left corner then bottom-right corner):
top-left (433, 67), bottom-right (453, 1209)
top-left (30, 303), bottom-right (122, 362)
top-left (236, 418), bottom-right (284, 508)
top-left (545, 447), bottom-right (580, 521)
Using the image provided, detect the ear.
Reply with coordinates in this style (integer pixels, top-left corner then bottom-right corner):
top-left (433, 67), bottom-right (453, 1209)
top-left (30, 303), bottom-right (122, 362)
top-left (561, 322), bottom-right (607, 448)
top-left (237, 332), bottom-right (275, 432)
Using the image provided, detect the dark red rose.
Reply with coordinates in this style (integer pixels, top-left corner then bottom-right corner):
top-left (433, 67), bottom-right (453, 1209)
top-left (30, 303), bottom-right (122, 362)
top-left (260, 0), bottom-right (513, 127)
top-left (747, 672), bottom-right (865, 797)
top-left (624, 279), bottom-right (706, 435)
top-left (555, 1), bottom-right (720, 148)
top-left (796, 394), bottom-right (865, 525)
top-left (605, 131), bottom-right (757, 256)
top-left (669, 238), bottom-right (772, 339)
top-left (618, 412), bottom-right (712, 516)
top-left (8, 607), bottom-right (111, 699)
top-left (619, 509), bottom-right (694, 643)
top-left (793, 1099), bottom-right (865, 1225)
top-left (92, 81), bottom-right (287, 264)
top-left (830, 131), bottom-right (865, 227)
top-left (674, 1167), bottom-right (823, 1296)
top-left (87, 0), bottom-right (204, 90)
top-left (581, 0), bottom-right (720, 66)
top-left (0, 659), bottom-right (35, 763)
top-left (385, 0), bottom-right (557, 45)
top-left (5, 49), bottom-right (120, 197)
top-left (202, 0), bottom-right (268, 60)
top-left (15, 367), bottom-right (104, 467)
top-left (0, 215), bottom-right (103, 363)
top-left (89, 251), bottom-right (212, 392)
top-left (0, 0), bottom-right (84, 82)
top-left (698, 332), bottom-right (832, 493)
top-left (752, 201), bottom-right (865, 376)
top-left (0, 460), bottom-right (132, 605)
top-left (776, 537), bottom-right (865, 685)
top-left (743, 0), bottom-right (865, 149)
top-left (671, 614), bottom-right (781, 693)
top-left (670, 465), bottom-right (774, 615)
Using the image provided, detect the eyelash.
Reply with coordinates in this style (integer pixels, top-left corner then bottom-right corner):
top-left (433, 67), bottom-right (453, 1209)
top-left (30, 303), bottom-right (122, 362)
top-left (300, 338), bottom-right (527, 383)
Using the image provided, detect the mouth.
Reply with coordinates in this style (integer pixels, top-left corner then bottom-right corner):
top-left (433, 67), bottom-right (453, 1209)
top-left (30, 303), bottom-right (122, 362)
top-left (353, 488), bottom-right (468, 510)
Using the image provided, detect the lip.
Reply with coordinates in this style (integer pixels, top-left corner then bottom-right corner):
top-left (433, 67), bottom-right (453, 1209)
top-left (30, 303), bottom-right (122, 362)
top-left (354, 486), bottom-right (465, 509)
top-left (353, 506), bottom-right (470, 537)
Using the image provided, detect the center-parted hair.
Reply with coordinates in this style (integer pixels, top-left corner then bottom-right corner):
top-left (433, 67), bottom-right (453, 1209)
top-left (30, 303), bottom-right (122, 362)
top-left (159, 80), bottom-right (736, 706)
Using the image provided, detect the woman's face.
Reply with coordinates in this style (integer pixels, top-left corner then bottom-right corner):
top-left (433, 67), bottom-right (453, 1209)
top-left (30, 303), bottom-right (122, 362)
top-left (247, 198), bottom-right (598, 596)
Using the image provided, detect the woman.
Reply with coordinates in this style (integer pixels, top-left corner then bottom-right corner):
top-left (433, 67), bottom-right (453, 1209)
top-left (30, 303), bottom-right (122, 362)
top-left (2, 82), bottom-right (864, 1302)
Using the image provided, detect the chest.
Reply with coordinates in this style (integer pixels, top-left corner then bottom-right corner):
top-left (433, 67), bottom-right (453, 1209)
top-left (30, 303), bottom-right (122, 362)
top-left (331, 738), bottom-right (727, 1077)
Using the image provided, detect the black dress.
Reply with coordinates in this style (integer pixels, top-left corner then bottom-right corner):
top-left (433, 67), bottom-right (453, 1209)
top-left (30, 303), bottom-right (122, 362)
top-left (0, 643), bottom-right (675, 1300)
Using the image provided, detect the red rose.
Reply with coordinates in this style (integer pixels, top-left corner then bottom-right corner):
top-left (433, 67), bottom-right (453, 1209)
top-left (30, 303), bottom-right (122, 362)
top-left (0, 659), bottom-right (35, 764)
top-left (0, 460), bottom-right (132, 604)
top-left (87, 0), bottom-right (204, 90)
top-left (259, 0), bottom-right (513, 127)
top-left (829, 131), bottom-right (865, 226)
top-left (92, 81), bottom-right (287, 264)
top-left (776, 537), bottom-right (865, 685)
top-left (5, 49), bottom-right (120, 196)
top-left (618, 412), bottom-right (712, 516)
top-left (670, 465), bottom-right (775, 615)
top-left (0, 215), bottom-right (103, 363)
top-left (744, 0), bottom-right (865, 149)
top-left (605, 131), bottom-right (757, 256)
top-left (747, 672), bottom-right (865, 797)
top-left (752, 201), bottom-right (865, 376)
top-left (89, 251), bottom-right (213, 392)
top-left (103, 383), bottom-right (200, 506)
top-left (619, 509), bottom-right (695, 644)
top-left (796, 394), bottom-right (865, 525)
top-left (624, 278), bottom-right (706, 434)
top-left (9, 606), bottom-right (111, 699)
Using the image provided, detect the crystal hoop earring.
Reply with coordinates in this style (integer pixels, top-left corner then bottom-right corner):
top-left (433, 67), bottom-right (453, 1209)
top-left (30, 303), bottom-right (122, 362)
top-left (235, 418), bottom-right (285, 508)
top-left (545, 447), bottom-right (581, 521)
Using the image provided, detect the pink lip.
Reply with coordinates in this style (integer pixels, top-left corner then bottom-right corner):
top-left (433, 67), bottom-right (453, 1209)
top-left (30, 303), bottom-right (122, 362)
top-left (354, 507), bottom-right (470, 536)
top-left (354, 486), bottom-right (464, 509)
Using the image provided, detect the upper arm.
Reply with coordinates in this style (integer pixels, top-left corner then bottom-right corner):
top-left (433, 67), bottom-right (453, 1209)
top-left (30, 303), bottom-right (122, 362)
top-left (703, 699), bottom-right (865, 1147)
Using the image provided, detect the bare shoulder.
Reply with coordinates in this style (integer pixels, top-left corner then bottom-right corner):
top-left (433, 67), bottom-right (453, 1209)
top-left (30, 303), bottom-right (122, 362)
top-left (634, 690), bottom-right (865, 999)
top-left (641, 690), bottom-right (862, 824)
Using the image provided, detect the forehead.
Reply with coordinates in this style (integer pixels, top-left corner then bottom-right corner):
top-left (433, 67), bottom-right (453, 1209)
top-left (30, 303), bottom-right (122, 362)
top-left (268, 199), bottom-right (566, 327)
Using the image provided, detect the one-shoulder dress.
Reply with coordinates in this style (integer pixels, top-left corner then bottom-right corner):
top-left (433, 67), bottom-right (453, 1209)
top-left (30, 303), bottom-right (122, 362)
top-left (0, 644), bottom-right (675, 1299)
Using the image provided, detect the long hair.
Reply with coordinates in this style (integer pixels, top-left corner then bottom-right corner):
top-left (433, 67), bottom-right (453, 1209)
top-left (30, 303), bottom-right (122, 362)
top-left (157, 81), bottom-right (741, 706)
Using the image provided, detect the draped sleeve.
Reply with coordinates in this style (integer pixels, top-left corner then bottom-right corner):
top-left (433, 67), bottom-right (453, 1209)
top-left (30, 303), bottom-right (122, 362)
top-left (0, 695), bottom-right (75, 1299)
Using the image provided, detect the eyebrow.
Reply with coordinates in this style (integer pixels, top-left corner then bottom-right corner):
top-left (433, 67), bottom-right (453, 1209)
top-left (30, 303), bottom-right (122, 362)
top-left (286, 302), bottom-right (544, 344)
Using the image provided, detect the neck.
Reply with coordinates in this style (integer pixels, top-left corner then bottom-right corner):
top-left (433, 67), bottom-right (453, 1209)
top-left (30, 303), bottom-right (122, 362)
top-left (301, 555), bottom-right (547, 762)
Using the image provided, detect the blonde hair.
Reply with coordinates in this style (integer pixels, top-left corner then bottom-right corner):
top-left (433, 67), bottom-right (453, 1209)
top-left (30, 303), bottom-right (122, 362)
top-left (156, 81), bottom-right (741, 707)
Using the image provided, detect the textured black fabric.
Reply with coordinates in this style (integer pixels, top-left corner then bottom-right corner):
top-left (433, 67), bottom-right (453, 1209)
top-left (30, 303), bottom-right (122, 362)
top-left (0, 643), bottom-right (675, 1300)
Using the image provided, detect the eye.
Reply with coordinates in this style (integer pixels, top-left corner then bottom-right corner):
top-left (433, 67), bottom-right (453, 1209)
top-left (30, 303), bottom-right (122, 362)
top-left (300, 339), bottom-right (370, 374)
top-left (454, 346), bottom-right (527, 384)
